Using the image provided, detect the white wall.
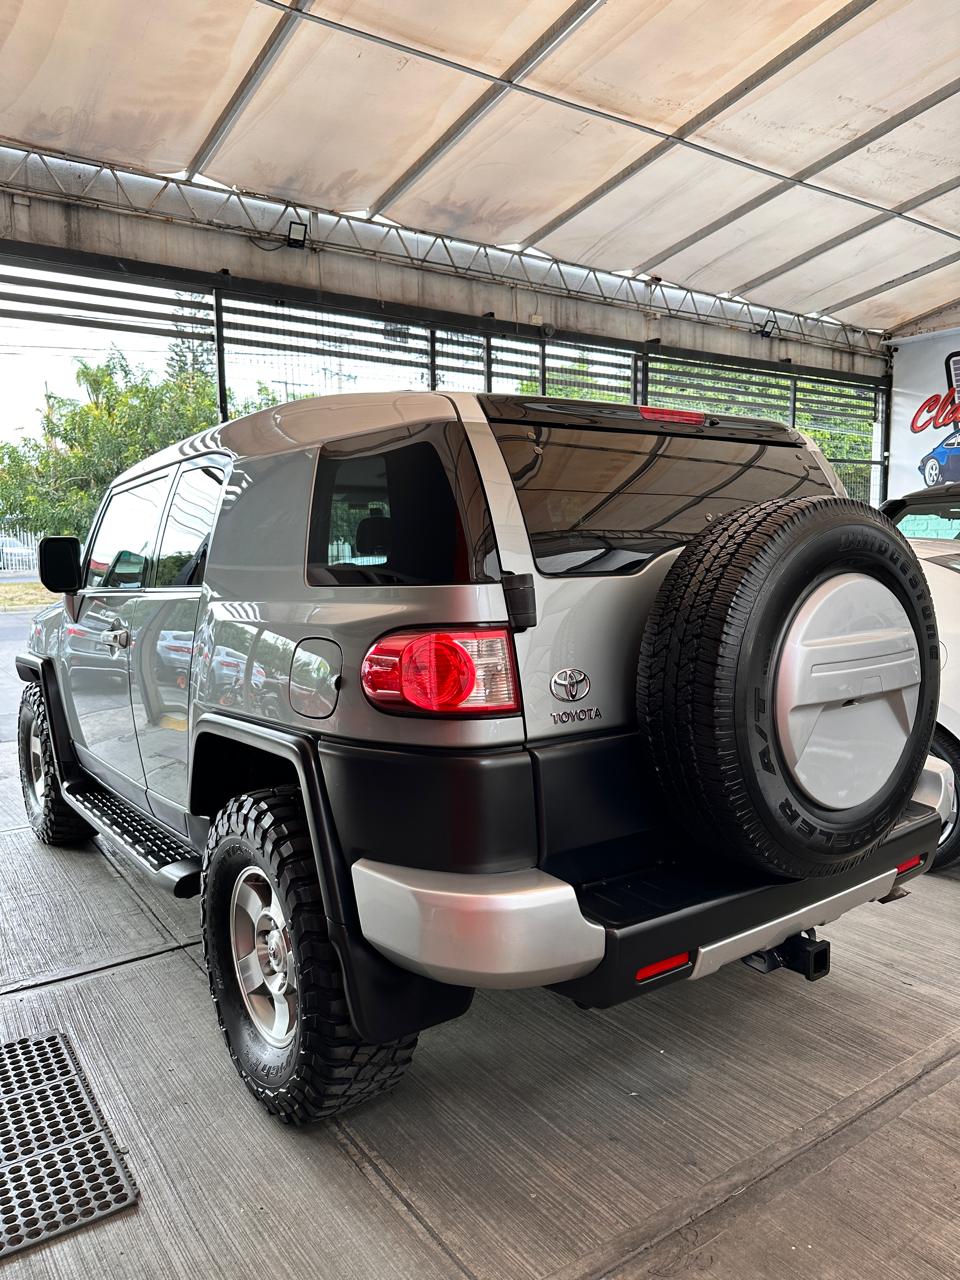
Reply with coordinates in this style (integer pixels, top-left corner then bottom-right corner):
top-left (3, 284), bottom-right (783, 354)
top-left (888, 329), bottom-right (960, 498)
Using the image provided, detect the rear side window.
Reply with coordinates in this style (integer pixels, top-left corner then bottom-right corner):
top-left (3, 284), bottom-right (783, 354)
top-left (155, 465), bottom-right (225, 587)
top-left (893, 501), bottom-right (960, 541)
top-left (307, 420), bottom-right (498, 586)
top-left (85, 474), bottom-right (170, 589)
top-left (490, 423), bottom-right (834, 576)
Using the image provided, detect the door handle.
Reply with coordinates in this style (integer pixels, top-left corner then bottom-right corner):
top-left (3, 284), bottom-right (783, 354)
top-left (101, 627), bottom-right (130, 649)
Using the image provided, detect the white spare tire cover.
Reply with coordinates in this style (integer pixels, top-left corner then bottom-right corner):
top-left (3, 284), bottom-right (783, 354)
top-left (638, 497), bottom-right (939, 881)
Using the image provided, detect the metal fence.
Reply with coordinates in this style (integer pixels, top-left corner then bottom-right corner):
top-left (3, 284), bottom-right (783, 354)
top-left (2, 260), bottom-right (889, 505)
top-left (0, 524), bottom-right (40, 573)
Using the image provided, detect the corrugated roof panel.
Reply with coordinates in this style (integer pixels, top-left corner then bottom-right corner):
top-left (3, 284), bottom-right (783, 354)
top-left (537, 147), bottom-right (777, 269)
top-left (816, 94), bottom-right (960, 205)
top-left (650, 186), bottom-right (872, 294)
top-left (0, 0), bottom-right (278, 173)
top-left (306, 0), bottom-right (576, 73)
top-left (385, 94), bottom-right (652, 244)
top-left (751, 218), bottom-right (956, 313)
top-left (692, 0), bottom-right (957, 173)
top-left (205, 19), bottom-right (483, 211)
top-left (524, 0), bottom-right (853, 129)
top-left (832, 259), bottom-right (960, 328)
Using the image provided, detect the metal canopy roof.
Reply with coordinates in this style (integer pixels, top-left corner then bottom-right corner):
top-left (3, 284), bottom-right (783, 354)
top-left (1, 0), bottom-right (958, 334)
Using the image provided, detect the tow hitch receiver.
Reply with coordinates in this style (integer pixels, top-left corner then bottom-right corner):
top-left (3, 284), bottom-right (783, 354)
top-left (743, 929), bottom-right (831, 982)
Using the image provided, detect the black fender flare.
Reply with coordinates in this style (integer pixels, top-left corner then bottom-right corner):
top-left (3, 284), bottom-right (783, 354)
top-left (15, 653), bottom-right (82, 784)
top-left (190, 712), bottom-right (472, 1042)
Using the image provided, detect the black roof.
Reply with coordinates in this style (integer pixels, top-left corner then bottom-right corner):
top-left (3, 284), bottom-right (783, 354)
top-left (478, 394), bottom-right (804, 446)
top-left (881, 482), bottom-right (960, 514)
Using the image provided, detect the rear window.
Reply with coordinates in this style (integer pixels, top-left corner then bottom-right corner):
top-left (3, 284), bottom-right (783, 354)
top-left (892, 501), bottom-right (960, 541)
top-left (490, 423), bottom-right (833, 576)
top-left (307, 420), bottom-right (498, 586)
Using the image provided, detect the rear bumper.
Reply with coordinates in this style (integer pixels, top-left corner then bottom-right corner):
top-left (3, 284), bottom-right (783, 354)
top-left (352, 758), bottom-right (953, 995)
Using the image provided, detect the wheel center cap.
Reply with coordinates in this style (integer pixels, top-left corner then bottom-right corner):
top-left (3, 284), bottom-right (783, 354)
top-left (264, 927), bottom-right (286, 974)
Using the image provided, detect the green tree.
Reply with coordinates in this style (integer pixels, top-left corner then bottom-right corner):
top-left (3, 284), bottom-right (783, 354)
top-left (0, 349), bottom-right (221, 538)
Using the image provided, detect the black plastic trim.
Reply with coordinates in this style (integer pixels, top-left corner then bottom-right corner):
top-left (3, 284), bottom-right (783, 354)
top-left (317, 739), bottom-right (538, 874)
top-left (553, 805), bottom-right (942, 1009)
top-left (191, 713), bottom-right (473, 1041)
top-left (15, 653), bottom-right (83, 785)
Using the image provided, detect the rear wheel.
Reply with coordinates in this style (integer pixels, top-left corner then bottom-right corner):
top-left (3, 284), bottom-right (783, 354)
top-left (638, 497), bottom-right (939, 880)
top-left (930, 727), bottom-right (960, 870)
top-left (202, 788), bottom-right (417, 1122)
top-left (17, 683), bottom-right (93, 845)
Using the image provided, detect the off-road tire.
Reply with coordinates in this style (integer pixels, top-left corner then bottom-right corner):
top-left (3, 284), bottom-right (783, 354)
top-left (17, 682), bottom-right (93, 844)
top-left (930, 727), bottom-right (960, 871)
top-left (638, 497), bottom-right (939, 880)
top-left (202, 788), bottom-right (417, 1123)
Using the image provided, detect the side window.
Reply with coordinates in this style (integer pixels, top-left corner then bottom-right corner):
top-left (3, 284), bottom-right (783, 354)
top-left (155, 465), bottom-right (225, 588)
top-left (307, 422), bottom-right (498, 587)
top-left (85, 475), bottom-right (170, 590)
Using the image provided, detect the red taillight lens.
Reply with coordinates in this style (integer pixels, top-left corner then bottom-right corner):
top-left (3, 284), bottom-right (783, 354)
top-left (635, 952), bottom-right (690, 983)
top-left (637, 406), bottom-right (706, 425)
top-left (361, 629), bottom-right (519, 715)
top-left (896, 855), bottom-right (923, 874)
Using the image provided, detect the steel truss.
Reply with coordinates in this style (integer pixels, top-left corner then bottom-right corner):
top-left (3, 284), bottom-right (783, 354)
top-left (0, 142), bottom-right (885, 359)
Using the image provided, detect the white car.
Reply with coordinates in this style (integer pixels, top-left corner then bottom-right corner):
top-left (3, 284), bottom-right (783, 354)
top-left (884, 483), bottom-right (960, 870)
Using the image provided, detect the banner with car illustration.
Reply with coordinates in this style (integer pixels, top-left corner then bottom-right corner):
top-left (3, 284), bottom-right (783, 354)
top-left (889, 328), bottom-right (960, 499)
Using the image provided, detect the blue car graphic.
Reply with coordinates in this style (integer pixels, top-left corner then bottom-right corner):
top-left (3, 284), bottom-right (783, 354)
top-left (919, 427), bottom-right (960, 487)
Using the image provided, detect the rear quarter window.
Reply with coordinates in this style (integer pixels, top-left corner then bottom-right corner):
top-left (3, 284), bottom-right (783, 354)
top-left (490, 423), bottom-right (834, 576)
top-left (307, 419), bottom-right (499, 586)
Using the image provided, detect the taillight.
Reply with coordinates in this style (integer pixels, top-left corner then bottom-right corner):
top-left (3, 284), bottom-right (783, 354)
top-left (361, 629), bottom-right (519, 715)
top-left (637, 406), bottom-right (705, 425)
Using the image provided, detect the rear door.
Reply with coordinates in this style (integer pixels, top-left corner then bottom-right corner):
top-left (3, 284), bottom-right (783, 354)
top-left (61, 472), bottom-right (172, 804)
top-left (129, 458), bottom-right (226, 832)
top-left (475, 402), bottom-right (838, 742)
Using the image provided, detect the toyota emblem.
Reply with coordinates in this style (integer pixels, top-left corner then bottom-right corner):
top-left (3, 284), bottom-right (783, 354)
top-left (550, 668), bottom-right (591, 702)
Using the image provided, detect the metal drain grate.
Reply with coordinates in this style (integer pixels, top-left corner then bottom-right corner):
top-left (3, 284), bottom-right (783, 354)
top-left (0, 1032), bottom-right (138, 1258)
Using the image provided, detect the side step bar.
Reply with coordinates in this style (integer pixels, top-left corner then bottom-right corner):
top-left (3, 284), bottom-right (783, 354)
top-left (62, 781), bottom-right (201, 898)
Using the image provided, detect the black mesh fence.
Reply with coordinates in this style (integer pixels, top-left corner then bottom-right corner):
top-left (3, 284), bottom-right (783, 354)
top-left (1, 261), bottom-right (888, 502)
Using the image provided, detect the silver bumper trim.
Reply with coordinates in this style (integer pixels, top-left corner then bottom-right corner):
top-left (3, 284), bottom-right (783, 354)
top-left (351, 861), bottom-right (605, 988)
top-left (914, 754), bottom-right (954, 826)
top-left (690, 868), bottom-right (898, 980)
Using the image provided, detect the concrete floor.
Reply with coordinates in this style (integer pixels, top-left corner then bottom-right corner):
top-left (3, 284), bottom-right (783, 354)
top-left (1, 608), bottom-right (959, 1279)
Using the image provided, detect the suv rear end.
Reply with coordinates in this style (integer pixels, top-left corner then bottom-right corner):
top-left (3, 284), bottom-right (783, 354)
top-left (322, 394), bottom-right (948, 1005)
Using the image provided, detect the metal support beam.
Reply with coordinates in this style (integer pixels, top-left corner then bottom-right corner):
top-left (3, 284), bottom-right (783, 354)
top-left (214, 289), bottom-right (229, 421)
top-left (368, 0), bottom-right (605, 218)
top-left (186, 0), bottom-right (312, 180)
top-left (255, 0), bottom-right (960, 245)
top-left (825, 250), bottom-right (960, 317)
top-left (521, 0), bottom-right (880, 249)
top-left (632, 76), bottom-right (960, 275)
top-left (0, 141), bottom-right (887, 358)
top-left (734, 173), bottom-right (960, 298)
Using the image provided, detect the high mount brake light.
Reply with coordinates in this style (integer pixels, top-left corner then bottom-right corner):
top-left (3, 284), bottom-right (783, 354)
top-left (637, 406), bottom-right (706, 425)
top-left (361, 629), bottom-right (519, 715)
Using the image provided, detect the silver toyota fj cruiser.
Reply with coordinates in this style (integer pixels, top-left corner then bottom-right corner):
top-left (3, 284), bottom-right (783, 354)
top-left (18, 391), bottom-right (953, 1123)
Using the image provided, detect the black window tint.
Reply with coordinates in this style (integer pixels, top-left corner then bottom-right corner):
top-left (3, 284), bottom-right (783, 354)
top-left (156, 465), bottom-right (224, 587)
top-left (85, 475), bottom-right (170, 589)
top-left (490, 424), bottom-right (833, 576)
top-left (308, 421), bottom-right (498, 586)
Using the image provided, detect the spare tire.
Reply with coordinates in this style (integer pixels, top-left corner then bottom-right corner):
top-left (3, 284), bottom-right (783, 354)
top-left (637, 496), bottom-right (939, 880)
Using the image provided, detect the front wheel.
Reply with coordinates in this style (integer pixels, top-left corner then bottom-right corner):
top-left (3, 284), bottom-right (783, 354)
top-left (17, 683), bottom-right (93, 845)
top-left (924, 458), bottom-right (943, 487)
top-left (201, 788), bottom-right (417, 1122)
top-left (931, 727), bottom-right (960, 870)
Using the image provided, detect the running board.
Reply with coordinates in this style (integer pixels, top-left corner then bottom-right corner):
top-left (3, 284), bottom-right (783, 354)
top-left (62, 781), bottom-right (201, 898)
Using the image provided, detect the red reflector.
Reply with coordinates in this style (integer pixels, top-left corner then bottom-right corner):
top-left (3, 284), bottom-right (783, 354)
top-left (635, 952), bottom-right (690, 983)
top-left (637, 406), bottom-right (706, 425)
top-left (361, 629), bottom-right (519, 715)
top-left (896, 855), bottom-right (923, 874)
